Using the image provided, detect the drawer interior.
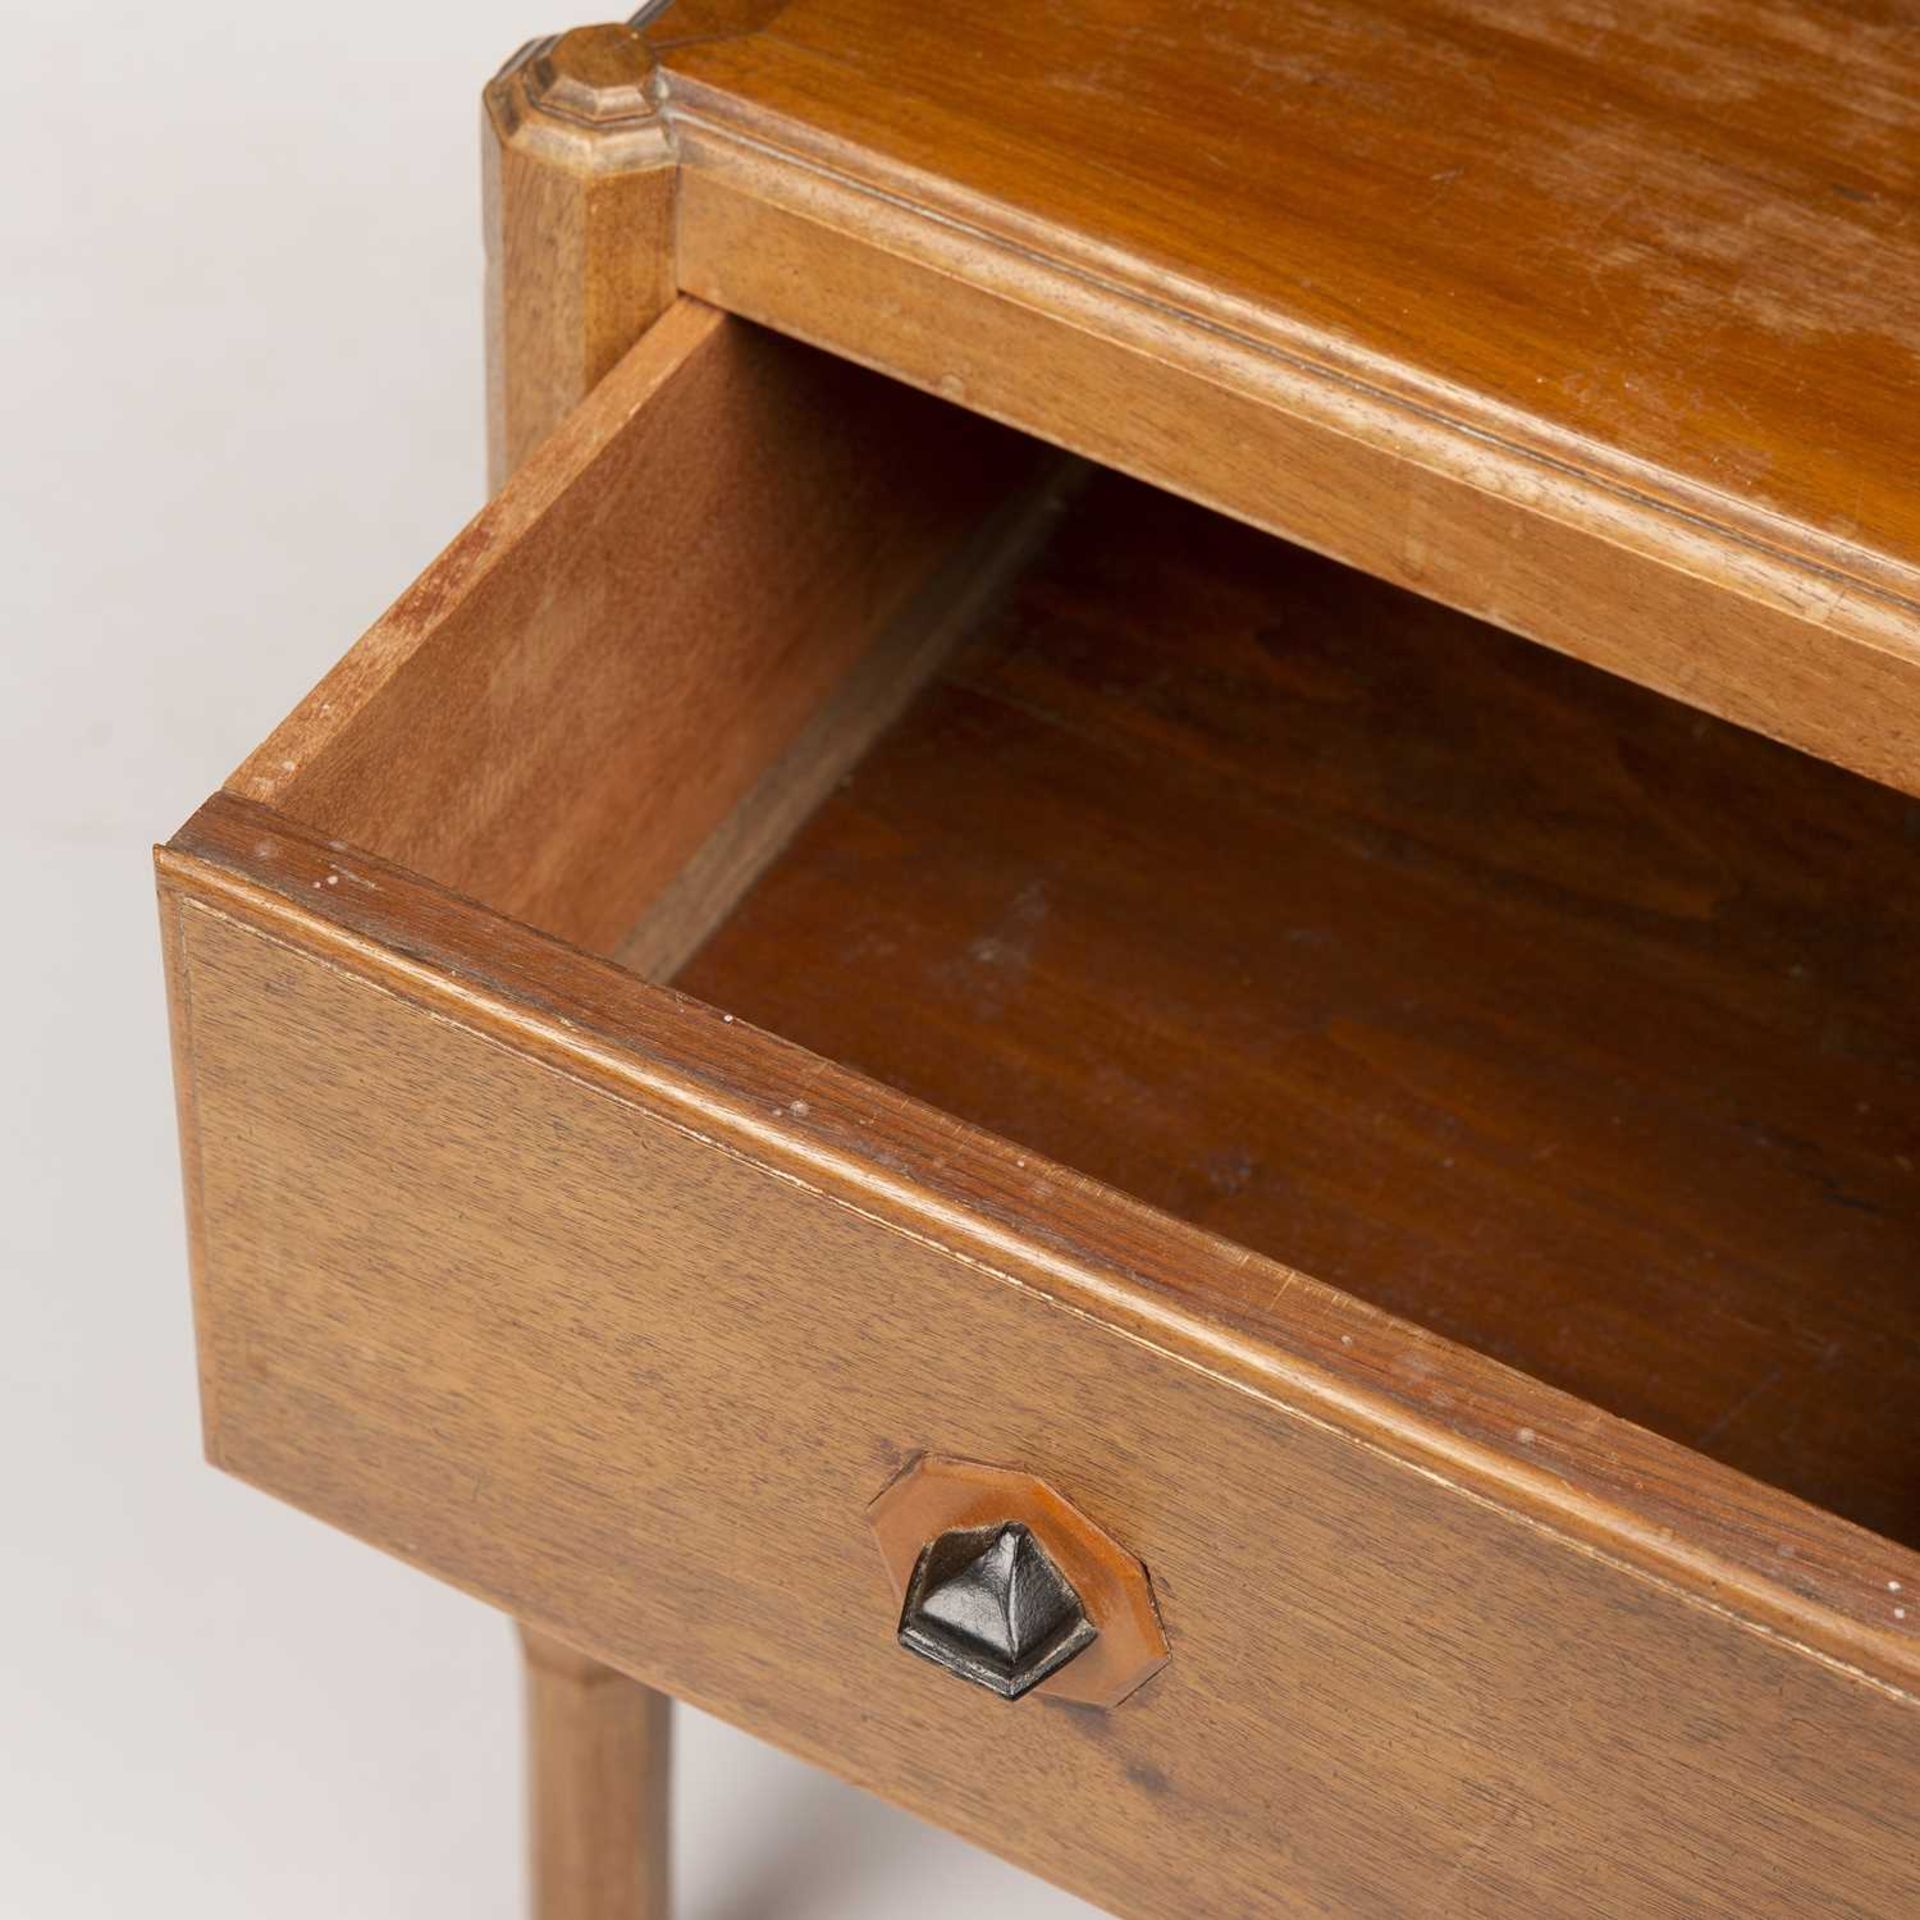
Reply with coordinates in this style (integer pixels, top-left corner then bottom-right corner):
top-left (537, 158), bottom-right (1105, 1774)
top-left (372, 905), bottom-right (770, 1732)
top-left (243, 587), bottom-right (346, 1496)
top-left (242, 302), bottom-right (1920, 1554)
top-left (672, 465), bottom-right (1920, 1551)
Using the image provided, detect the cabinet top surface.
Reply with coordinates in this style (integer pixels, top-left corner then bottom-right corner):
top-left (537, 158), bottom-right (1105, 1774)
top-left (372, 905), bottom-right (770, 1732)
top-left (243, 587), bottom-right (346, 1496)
top-left (664, 0), bottom-right (1920, 606)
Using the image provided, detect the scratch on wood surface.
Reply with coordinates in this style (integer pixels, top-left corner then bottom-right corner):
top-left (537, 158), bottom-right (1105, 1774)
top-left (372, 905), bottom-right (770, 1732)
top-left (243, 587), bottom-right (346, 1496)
top-left (1433, 1794), bottom-right (1529, 1903)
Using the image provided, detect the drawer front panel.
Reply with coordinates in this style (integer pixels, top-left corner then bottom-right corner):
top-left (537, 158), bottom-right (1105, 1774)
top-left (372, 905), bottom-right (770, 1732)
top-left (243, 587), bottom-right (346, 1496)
top-left (161, 843), bottom-right (1919, 1919)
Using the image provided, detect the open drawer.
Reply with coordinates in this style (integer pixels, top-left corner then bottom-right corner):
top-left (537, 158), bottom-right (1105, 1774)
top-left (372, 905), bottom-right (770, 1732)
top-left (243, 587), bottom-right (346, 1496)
top-left (158, 297), bottom-right (1919, 1916)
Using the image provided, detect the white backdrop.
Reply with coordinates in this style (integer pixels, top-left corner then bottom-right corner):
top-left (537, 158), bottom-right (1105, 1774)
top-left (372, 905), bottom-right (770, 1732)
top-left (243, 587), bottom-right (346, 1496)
top-left (0, 6), bottom-right (1093, 1913)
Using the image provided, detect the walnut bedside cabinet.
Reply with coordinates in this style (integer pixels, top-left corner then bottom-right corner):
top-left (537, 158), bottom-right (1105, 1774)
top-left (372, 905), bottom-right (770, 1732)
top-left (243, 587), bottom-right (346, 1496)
top-left (157, 4), bottom-right (1920, 1915)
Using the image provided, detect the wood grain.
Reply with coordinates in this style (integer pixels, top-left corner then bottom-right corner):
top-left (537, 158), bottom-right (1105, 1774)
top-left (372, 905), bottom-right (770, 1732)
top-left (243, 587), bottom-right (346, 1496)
top-left (173, 27), bottom-right (1920, 1898)
top-left (158, 796), bottom-right (1920, 1681)
top-left (522, 1628), bottom-right (671, 1920)
top-left (232, 298), bottom-right (1032, 957)
top-left (677, 469), bottom-right (1920, 1551)
top-left (616, 461), bottom-right (1079, 981)
top-left (639, 0), bottom-right (796, 48)
top-left (655, 2), bottom-right (1920, 791)
top-left (480, 1), bottom-right (810, 482)
top-left (157, 800), bottom-right (1920, 1918)
top-left (664, 0), bottom-right (1920, 600)
top-left (485, 24), bottom-right (677, 487)
top-left (481, 81), bottom-right (688, 1913)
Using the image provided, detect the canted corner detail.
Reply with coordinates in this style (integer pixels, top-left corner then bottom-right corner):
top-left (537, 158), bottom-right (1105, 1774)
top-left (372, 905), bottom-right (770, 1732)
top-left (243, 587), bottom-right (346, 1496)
top-left (487, 23), bottom-right (674, 170)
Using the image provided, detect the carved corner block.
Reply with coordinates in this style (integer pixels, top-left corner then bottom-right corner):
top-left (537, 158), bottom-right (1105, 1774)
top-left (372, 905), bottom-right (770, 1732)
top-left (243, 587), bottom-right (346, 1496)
top-left (483, 23), bottom-right (678, 483)
top-left (488, 24), bottom-right (671, 171)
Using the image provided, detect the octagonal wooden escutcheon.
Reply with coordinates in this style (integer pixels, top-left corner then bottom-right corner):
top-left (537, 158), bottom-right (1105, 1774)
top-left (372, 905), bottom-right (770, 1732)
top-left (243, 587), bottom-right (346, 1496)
top-left (869, 1455), bottom-right (1170, 1707)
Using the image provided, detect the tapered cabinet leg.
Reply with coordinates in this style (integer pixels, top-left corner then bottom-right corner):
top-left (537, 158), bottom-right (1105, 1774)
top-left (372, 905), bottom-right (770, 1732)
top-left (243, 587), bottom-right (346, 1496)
top-left (521, 1626), bottom-right (672, 1920)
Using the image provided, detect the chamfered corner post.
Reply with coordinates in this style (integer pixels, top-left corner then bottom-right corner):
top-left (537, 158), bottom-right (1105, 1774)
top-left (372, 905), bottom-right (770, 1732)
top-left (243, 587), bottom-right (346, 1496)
top-left (520, 1626), bottom-right (673, 1920)
top-left (483, 21), bottom-right (679, 488)
top-left (490, 30), bottom-right (679, 1917)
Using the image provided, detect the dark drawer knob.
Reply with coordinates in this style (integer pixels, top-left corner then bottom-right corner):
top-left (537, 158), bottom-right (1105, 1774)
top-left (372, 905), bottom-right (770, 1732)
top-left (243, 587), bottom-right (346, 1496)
top-left (869, 1456), bottom-right (1170, 1709)
top-left (898, 1521), bottom-right (1098, 1699)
